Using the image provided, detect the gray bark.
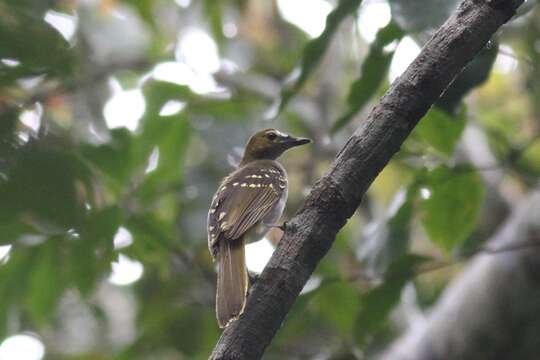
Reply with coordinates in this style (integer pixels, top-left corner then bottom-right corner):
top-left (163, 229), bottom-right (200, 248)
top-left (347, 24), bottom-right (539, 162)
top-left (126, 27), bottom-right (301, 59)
top-left (210, 1), bottom-right (524, 358)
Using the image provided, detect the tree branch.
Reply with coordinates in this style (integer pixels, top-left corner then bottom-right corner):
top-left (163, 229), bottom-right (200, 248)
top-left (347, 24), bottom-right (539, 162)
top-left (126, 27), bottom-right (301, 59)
top-left (379, 189), bottom-right (540, 360)
top-left (210, 1), bottom-right (523, 358)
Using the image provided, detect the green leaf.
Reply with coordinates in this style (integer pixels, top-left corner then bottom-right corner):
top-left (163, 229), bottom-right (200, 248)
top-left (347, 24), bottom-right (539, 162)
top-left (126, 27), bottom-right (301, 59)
top-left (413, 107), bottom-right (466, 156)
top-left (286, 280), bottom-right (323, 321)
top-left (354, 254), bottom-right (430, 345)
top-left (82, 128), bottom-right (134, 188)
top-left (0, 149), bottom-right (94, 232)
top-left (314, 279), bottom-right (360, 335)
top-left (73, 206), bottom-right (121, 294)
top-left (0, 107), bottom-right (18, 145)
top-left (139, 115), bottom-right (190, 182)
top-left (203, 0), bottom-right (225, 47)
top-left (134, 80), bottom-right (193, 200)
top-left (516, 138), bottom-right (540, 177)
top-left (189, 96), bottom-right (263, 120)
top-left (0, 222), bottom-right (39, 245)
top-left (278, 0), bottom-right (364, 113)
top-left (332, 22), bottom-right (403, 133)
top-left (0, 246), bottom-right (34, 338)
top-left (174, 306), bottom-right (219, 355)
top-left (358, 184), bottom-right (418, 276)
top-left (135, 114), bottom-right (191, 201)
top-left (420, 165), bottom-right (485, 251)
top-left (142, 80), bottom-right (195, 116)
top-left (0, 296), bottom-right (7, 339)
top-left (0, 6), bottom-right (76, 85)
top-left (436, 43), bottom-right (498, 114)
top-left (27, 241), bottom-right (64, 324)
top-left (125, 214), bottom-right (176, 263)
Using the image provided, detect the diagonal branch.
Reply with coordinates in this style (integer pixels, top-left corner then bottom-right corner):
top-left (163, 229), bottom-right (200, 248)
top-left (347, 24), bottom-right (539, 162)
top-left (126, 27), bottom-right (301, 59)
top-left (210, 1), bottom-right (524, 359)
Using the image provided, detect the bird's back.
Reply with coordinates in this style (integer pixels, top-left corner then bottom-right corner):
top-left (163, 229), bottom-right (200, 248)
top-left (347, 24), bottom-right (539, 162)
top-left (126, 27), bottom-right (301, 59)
top-left (207, 160), bottom-right (287, 256)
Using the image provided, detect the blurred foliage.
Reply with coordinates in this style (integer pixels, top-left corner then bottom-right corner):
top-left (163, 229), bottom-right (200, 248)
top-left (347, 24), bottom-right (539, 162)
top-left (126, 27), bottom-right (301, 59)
top-left (354, 254), bottom-right (431, 345)
top-left (0, 0), bottom-right (539, 359)
top-left (436, 43), bottom-right (499, 114)
top-left (389, 0), bottom-right (460, 32)
top-left (333, 21), bottom-right (403, 133)
top-left (413, 107), bottom-right (466, 157)
top-left (419, 165), bottom-right (485, 252)
top-left (278, 0), bottom-right (364, 113)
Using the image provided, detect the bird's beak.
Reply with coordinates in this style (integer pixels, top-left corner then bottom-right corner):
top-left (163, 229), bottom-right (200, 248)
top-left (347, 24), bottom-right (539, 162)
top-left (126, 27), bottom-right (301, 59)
top-left (283, 135), bottom-right (311, 148)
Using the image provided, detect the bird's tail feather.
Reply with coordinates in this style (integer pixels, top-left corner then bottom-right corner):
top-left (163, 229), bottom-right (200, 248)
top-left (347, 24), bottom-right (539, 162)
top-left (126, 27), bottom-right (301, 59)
top-left (216, 237), bottom-right (247, 328)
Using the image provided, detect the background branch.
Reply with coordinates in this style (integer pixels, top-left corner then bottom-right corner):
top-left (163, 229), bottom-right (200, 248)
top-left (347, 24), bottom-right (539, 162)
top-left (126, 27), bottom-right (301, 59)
top-left (210, 0), bottom-right (524, 358)
top-left (379, 188), bottom-right (540, 360)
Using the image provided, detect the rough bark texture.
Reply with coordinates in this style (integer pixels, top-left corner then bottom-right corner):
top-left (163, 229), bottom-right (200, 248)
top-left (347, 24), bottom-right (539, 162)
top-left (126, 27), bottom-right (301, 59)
top-left (210, 1), bottom-right (523, 358)
top-left (379, 190), bottom-right (540, 360)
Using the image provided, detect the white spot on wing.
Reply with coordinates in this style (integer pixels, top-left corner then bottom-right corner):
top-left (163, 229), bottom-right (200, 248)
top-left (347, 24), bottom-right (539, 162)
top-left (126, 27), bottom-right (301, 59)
top-left (219, 211), bottom-right (226, 220)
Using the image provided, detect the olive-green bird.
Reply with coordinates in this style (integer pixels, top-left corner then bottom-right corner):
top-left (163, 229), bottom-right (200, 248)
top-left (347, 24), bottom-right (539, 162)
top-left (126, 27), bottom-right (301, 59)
top-left (207, 128), bottom-right (311, 328)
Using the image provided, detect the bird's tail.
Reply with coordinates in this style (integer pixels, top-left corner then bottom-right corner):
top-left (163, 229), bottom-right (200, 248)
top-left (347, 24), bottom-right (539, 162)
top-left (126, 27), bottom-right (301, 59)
top-left (216, 236), bottom-right (247, 328)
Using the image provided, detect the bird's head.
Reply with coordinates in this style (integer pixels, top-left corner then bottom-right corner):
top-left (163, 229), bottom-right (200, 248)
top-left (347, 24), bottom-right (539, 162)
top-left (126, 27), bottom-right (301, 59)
top-left (241, 128), bottom-right (311, 164)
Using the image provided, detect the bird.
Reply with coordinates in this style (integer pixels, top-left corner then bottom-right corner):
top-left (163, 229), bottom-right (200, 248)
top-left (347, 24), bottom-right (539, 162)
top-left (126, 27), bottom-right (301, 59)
top-left (207, 128), bottom-right (311, 328)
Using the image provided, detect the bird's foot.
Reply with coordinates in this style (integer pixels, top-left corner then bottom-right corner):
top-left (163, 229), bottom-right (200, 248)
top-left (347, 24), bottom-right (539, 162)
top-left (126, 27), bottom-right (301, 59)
top-left (248, 271), bottom-right (260, 288)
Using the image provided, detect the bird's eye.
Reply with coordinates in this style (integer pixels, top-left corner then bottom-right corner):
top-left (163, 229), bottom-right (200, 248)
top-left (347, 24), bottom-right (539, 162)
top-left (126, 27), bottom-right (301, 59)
top-left (266, 132), bottom-right (277, 141)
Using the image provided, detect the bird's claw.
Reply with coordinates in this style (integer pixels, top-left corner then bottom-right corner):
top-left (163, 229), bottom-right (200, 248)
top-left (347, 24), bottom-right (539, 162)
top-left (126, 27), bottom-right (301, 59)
top-left (248, 271), bottom-right (259, 288)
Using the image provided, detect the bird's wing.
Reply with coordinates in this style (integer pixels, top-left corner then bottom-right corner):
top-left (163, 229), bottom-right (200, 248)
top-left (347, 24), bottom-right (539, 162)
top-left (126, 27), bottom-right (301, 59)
top-left (207, 165), bottom-right (285, 257)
